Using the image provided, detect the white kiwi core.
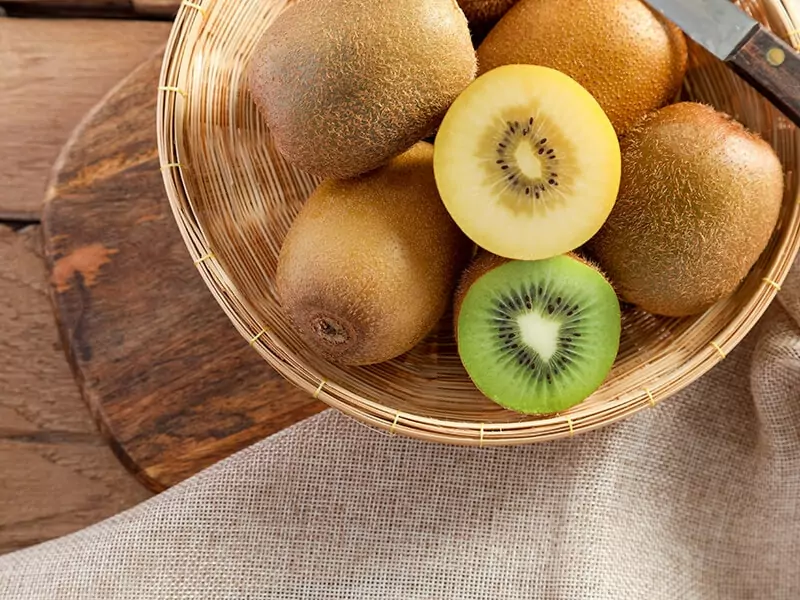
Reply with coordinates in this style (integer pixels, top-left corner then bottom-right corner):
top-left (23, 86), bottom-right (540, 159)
top-left (514, 143), bottom-right (543, 180)
top-left (517, 311), bottom-right (561, 361)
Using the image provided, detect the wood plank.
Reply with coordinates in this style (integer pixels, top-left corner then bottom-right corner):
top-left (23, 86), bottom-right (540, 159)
top-left (0, 225), bottom-right (151, 555)
top-left (0, 1), bottom-right (133, 18)
top-left (0, 0), bottom-right (180, 17)
top-left (131, 0), bottom-right (179, 17)
top-left (0, 18), bottom-right (171, 221)
top-left (42, 56), bottom-right (325, 492)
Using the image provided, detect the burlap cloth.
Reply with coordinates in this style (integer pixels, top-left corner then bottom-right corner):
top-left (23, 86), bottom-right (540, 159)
top-left (1, 258), bottom-right (798, 599)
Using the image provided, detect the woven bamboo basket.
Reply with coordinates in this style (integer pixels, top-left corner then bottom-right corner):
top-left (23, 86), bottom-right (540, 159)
top-left (157, 0), bottom-right (800, 445)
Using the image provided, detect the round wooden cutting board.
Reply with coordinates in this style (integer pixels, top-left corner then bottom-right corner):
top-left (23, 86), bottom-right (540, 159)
top-left (42, 54), bottom-right (325, 492)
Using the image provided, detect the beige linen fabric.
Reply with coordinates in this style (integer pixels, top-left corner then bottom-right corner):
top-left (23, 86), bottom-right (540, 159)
top-left (1, 259), bottom-right (798, 599)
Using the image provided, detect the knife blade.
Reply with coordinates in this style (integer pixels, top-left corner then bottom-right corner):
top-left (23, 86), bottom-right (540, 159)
top-left (642, 0), bottom-right (800, 127)
top-left (643, 0), bottom-right (758, 60)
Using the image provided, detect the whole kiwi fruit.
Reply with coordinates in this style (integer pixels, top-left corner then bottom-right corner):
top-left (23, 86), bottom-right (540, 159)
top-left (457, 0), bottom-right (519, 37)
top-left (476, 0), bottom-right (688, 133)
top-left (587, 102), bottom-right (785, 317)
top-left (277, 143), bottom-right (471, 366)
top-left (248, 0), bottom-right (477, 179)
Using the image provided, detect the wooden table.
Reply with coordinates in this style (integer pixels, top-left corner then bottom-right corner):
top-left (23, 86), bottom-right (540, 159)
top-left (0, 1), bottom-right (181, 554)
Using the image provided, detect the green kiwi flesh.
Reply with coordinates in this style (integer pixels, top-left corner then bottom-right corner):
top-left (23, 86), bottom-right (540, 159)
top-left (456, 254), bottom-right (621, 414)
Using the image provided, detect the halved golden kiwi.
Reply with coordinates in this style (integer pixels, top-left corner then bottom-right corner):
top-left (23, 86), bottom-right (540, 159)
top-left (433, 65), bottom-right (621, 260)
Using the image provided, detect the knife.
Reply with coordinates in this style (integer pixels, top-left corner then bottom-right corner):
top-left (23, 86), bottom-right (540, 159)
top-left (643, 0), bottom-right (800, 127)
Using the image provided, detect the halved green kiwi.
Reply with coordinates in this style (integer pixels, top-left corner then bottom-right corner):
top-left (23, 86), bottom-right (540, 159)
top-left (455, 253), bottom-right (621, 415)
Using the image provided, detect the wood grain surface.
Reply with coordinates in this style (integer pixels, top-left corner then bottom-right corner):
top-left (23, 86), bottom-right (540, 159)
top-left (131, 0), bottom-right (179, 17)
top-left (42, 56), bottom-right (325, 492)
top-left (0, 225), bottom-right (151, 555)
top-left (0, 0), bottom-right (179, 17)
top-left (0, 17), bottom-right (171, 220)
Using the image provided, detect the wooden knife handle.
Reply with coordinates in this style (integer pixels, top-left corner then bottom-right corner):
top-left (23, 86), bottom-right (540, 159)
top-left (729, 26), bottom-right (800, 128)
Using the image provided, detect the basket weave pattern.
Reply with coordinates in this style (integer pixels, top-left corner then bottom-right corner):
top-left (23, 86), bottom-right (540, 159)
top-left (157, 0), bottom-right (800, 445)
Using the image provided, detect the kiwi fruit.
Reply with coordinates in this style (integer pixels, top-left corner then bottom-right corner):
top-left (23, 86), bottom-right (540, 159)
top-left (277, 143), bottom-right (471, 366)
top-left (455, 253), bottom-right (621, 415)
top-left (433, 64), bottom-right (620, 261)
top-left (457, 0), bottom-right (518, 38)
top-left (247, 0), bottom-right (477, 179)
top-left (476, 0), bottom-right (688, 134)
top-left (587, 102), bottom-right (785, 317)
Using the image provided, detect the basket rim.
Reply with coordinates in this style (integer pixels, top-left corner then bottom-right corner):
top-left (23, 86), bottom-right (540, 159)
top-left (155, 0), bottom-right (800, 445)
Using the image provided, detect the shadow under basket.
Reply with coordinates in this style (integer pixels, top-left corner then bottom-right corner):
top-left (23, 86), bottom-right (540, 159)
top-left (157, 0), bottom-right (800, 446)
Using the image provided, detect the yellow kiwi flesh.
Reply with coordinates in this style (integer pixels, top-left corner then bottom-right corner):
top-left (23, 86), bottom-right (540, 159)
top-left (587, 103), bottom-right (784, 317)
top-left (477, 0), bottom-right (687, 134)
top-left (277, 143), bottom-right (471, 366)
top-left (433, 65), bottom-right (620, 260)
top-left (248, 0), bottom-right (476, 179)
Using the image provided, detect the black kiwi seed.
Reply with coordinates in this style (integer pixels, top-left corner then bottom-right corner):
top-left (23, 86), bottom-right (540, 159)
top-left (491, 119), bottom-right (565, 201)
top-left (487, 280), bottom-right (589, 393)
top-left (476, 270), bottom-right (608, 410)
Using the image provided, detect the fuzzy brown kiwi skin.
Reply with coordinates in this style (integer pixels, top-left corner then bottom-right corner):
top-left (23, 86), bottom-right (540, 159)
top-left (277, 142), bottom-right (472, 366)
top-left (476, 0), bottom-right (688, 134)
top-left (587, 102), bottom-right (785, 317)
top-left (453, 252), bottom-right (510, 335)
top-left (247, 0), bottom-right (477, 180)
top-left (457, 0), bottom-right (518, 40)
top-left (458, 0), bottom-right (518, 26)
